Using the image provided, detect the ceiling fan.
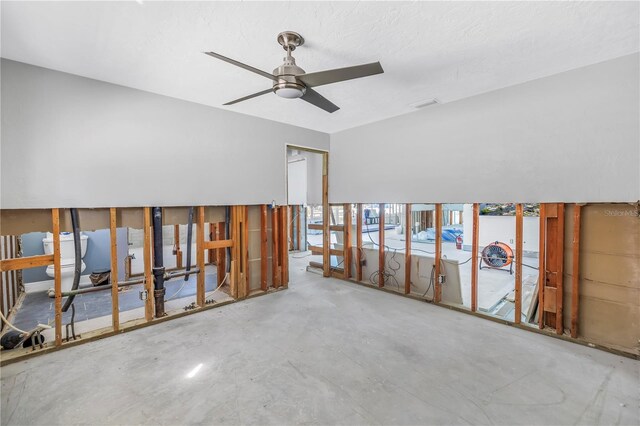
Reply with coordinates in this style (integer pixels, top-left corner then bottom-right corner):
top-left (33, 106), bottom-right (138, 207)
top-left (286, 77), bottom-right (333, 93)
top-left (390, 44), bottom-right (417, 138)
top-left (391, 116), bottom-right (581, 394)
top-left (204, 31), bottom-right (384, 113)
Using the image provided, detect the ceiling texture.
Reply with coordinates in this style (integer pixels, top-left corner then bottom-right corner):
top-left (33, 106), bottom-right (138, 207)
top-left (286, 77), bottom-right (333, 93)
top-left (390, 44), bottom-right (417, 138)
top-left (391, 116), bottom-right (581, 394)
top-left (1, 1), bottom-right (638, 133)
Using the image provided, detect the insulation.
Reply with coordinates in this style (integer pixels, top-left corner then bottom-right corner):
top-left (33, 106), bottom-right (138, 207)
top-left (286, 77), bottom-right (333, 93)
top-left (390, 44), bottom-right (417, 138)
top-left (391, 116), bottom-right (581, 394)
top-left (564, 203), bottom-right (639, 354)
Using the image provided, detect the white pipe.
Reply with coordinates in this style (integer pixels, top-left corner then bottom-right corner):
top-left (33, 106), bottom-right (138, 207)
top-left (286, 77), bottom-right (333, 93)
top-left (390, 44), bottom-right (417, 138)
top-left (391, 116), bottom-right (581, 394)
top-left (0, 309), bottom-right (27, 334)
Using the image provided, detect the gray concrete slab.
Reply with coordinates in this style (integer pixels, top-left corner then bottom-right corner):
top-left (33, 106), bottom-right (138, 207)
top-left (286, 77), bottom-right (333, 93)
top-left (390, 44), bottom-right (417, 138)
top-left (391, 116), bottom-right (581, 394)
top-left (1, 256), bottom-right (638, 425)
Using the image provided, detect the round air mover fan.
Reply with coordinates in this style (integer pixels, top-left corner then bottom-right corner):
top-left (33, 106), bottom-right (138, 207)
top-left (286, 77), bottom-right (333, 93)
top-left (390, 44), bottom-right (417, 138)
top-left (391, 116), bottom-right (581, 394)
top-left (480, 241), bottom-right (514, 274)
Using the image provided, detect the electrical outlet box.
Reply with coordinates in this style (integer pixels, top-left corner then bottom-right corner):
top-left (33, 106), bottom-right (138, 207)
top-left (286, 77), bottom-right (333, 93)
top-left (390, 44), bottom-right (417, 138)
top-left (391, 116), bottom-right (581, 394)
top-left (139, 290), bottom-right (148, 301)
top-left (438, 275), bottom-right (445, 284)
top-left (361, 259), bottom-right (367, 266)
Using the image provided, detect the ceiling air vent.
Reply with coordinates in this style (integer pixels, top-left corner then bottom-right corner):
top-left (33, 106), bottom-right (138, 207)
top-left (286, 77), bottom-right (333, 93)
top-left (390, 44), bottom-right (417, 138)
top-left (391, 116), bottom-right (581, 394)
top-left (410, 99), bottom-right (439, 109)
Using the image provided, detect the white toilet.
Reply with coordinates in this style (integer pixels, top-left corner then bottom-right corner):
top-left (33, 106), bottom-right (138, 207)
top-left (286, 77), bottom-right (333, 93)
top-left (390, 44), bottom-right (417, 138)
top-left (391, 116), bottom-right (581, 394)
top-left (43, 232), bottom-right (89, 293)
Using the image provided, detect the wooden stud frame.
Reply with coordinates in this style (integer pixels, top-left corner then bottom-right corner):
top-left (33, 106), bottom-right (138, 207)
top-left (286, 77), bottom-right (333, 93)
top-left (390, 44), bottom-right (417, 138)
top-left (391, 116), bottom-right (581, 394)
top-left (0, 255), bottom-right (54, 272)
top-left (322, 154), bottom-right (330, 277)
top-left (434, 204), bottom-right (443, 303)
top-left (471, 203), bottom-right (479, 312)
top-left (52, 208), bottom-right (62, 346)
top-left (230, 206), bottom-right (242, 298)
top-left (285, 145), bottom-right (328, 277)
top-left (0, 201), bottom-right (615, 364)
top-left (196, 206), bottom-right (206, 306)
top-left (245, 205), bottom-right (252, 294)
top-left (356, 204), bottom-right (363, 282)
top-left (272, 206), bottom-right (280, 288)
top-left (514, 204), bottom-right (523, 324)
top-left (288, 206), bottom-right (294, 251)
top-left (404, 204), bottom-right (411, 295)
top-left (555, 203), bottom-right (565, 335)
top-left (537, 203), bottom-right (546, 329)
top-left (0, 205), bottom-right (292, 364)
top-left (541, 203), bottom-right (565, 334)
top-left (143, 207), bottom-right (154, 322)
top-left (174, 224), bottom-right (183, 269)
top-left (570, 204), bottom-right (581, 338)
top-left (211, 223), bottom-right (218, 267)
top-left (296, 205), bottom-right (302, 252)
top-left (217, 221), bottom-right (226, 286)
top-left (378, 203), bottom-right (385, 288)
top-left (109, 208), bottom-right (120, 331)
top-left (343, 204), bottom-right (352, 279)
top-left (260, 204), bottom-right (268, 291)
top-left (282, 206), bottom-right (289, 286)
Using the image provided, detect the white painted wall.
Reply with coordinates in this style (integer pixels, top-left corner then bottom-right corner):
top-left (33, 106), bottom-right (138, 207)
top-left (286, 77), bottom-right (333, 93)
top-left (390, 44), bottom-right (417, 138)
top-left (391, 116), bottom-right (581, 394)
top-left (329, 54), bottom-right (640, 203)
top-left (286, 149), bottom-right (324, 206)
top-left (287, 157), bottom-right (307, 206)
top-left (462, 205), bottom-right (539, 255)
top-left (0, 59), bottom-right (329, 208)
top-left (305, 151), bottom-right (324, 206)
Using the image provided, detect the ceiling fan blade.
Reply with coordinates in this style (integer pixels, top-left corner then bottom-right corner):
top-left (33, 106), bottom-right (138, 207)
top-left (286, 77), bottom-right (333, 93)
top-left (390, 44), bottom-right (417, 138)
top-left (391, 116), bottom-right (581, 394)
top-left (223, 88), bottom-right (273, 106)
top-left (300, 88), bottom-right (339, 113)
top-left (204, 51), bottom-right (278, 81)
top-left (297, 62), bottom-right (384, 88)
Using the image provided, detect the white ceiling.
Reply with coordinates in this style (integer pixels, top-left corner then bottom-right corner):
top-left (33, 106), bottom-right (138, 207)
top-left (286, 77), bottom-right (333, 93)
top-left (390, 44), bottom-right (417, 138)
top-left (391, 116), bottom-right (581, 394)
top-left (2, 1), bottom-right (638, 133)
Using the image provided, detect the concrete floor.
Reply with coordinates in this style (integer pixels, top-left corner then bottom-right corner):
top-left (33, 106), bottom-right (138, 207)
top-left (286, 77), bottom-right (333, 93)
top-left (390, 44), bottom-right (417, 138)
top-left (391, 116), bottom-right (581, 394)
top-left (1, 256), bottom-right (638, 425)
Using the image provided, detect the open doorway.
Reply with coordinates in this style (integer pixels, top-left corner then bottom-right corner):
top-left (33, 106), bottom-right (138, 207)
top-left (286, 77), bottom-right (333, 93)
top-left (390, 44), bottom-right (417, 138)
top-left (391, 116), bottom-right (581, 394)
top-left (286, 146), bottom-right (328, 277)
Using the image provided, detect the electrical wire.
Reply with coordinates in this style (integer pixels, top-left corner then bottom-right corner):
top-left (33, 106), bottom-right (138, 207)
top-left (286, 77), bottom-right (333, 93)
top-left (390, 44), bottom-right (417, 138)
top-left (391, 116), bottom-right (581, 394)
top-left (292, 252), bottom-right (312, 259)
top-left (204, 272), bottom-right (229, 299)
top-left (165, 276), bottom-right (189, 301)
top-left (0, 310), bottom-right (27, 334)
top-left (421, 265), bottom-right (435, 300)
top-left (330, 258), bottom-right (345, 272)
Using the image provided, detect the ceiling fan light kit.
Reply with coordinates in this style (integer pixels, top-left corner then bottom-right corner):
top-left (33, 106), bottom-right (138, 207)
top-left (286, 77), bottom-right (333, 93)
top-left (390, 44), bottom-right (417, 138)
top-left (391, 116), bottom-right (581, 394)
top-left (204, 31), bottom-right (384, 113)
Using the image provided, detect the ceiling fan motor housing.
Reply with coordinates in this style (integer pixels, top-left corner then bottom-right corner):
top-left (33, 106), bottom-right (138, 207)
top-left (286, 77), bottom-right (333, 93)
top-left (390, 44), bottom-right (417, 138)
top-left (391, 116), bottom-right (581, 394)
top-left (272, 57), bottom-right (306, 98)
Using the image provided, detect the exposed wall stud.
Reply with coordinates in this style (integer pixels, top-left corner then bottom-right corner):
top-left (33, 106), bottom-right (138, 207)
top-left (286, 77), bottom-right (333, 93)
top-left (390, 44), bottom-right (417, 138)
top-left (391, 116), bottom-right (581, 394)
top-left (272, 206), bottom-right (280, 288)
top-left (538, 203), bottom-right (546, 329)
top-left (143, 207), bottom-right (153, 322)
top-left (230, 206), bottom-right (242, 298)
top-left (343, 203), bottom-right (352, 279)
top-left (541, 203), bottom-right (565, 334)
top-left (404, 204), bottom-right (411, 295)
top-left (196, 206), bottom-right (205, 306)
top-left (280, 205), bottom-right (289, 287)
top-left (109, 208), bottom-right (120, 331)
top-left (9, 238), bottom-right (14, 309)
top-left (52, 208), bottom-right (62, 346)
top-left (556, 203), bottom-right (565, 335)
top-left (570, 204), bottom-right (582, 338)
top-left (356, 203), bottom-right (363, 282)
top-left (212, 223), bottom-right (218, 265)
top-left (260, 204), bottom-right (268, 291)
top-left (243, 205), bottom-right (250, 296)
top-left (378, 203), bottom-right (385, 288)
top-left (217, 221), bottom-right (226, 286)
top-left (515, 203), bottom-right (523, 324)
top-left (471, 203), bottom-right (479, 312)
top-left (322, 153), bottom-right (330, 277)
top-left (434, 204), bottom-right (443, 302)
top-left (174, 224), bottom-right (182, 269)
top-left (296, 205), bottom-right (301, 252)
